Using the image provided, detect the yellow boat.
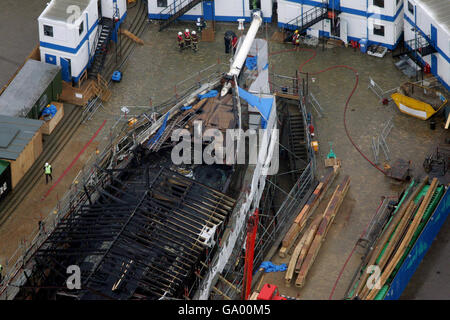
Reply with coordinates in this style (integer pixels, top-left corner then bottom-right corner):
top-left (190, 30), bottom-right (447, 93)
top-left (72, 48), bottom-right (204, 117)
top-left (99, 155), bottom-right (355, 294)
top-left (391, 82), bottom-right (447, 120)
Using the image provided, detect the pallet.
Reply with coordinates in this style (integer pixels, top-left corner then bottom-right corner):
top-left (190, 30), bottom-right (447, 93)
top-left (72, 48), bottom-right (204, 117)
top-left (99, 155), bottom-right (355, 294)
top-left (201, 27), bottom-right (215, 42)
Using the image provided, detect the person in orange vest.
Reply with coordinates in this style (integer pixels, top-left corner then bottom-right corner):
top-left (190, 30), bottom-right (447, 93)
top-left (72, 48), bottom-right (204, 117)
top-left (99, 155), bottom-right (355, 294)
top-left (177, 31), bottom-right (184, 50)
top-left (184, 28), bottom-right (191, 48)
top-left (292, 30), bottom-right (300, 50)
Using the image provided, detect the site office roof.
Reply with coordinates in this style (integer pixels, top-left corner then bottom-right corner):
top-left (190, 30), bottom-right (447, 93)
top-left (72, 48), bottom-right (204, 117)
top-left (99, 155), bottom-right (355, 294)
top-left (416, 0), bottom-right (450, 34)
top-left (0, 59), bottom-right (61, 118)
top-left (39, 0), bottom-right (91, 25)
top-left (0, 115), bottom-right (43, 161)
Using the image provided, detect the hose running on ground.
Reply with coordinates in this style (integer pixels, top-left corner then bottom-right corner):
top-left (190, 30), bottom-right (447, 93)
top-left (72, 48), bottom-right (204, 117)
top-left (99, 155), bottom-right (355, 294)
top-left (269, 47), bottom-right (388, 175)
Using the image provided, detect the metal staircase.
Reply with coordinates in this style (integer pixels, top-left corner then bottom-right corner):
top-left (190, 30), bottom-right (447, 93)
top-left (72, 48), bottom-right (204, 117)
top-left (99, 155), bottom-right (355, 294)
top-left (158, 0), bottom-right (204, 31)
top-left (88, 18), bottom-right (114, 80)
top-left (393, 34), bottom-right (437, 66)
top-left (283, 6), bottom-right (330, 34)
top-left (285, 104), bottom-right (308, 181)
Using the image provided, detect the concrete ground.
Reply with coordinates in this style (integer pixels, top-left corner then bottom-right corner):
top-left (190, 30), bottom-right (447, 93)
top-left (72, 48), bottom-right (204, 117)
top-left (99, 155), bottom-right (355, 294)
top-left (0, 0), bottom-right (48, 88)
top-left (0, 3), bottom-right (448, 299)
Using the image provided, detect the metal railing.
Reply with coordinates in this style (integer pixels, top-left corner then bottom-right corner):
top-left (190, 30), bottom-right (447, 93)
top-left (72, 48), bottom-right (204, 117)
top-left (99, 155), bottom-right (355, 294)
top-left (158, 0), bottom-right (197, 17)
top-left (285, 5), bottom-right (327, 31)
top-left (217, 91), bottom-right (317, 300)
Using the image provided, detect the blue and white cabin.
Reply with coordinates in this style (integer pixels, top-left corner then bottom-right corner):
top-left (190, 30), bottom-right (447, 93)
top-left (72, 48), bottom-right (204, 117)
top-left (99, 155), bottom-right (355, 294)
top-left (148, 0), bottom-right (273, 23)
top-left (39, 0), bottom-right (100, 83)
top-left (100, 0), bottom-right (127, 22)
top-left (403, 0), bottom-right (449, 90)
top-left (278, 0), bottom-right (404, 49)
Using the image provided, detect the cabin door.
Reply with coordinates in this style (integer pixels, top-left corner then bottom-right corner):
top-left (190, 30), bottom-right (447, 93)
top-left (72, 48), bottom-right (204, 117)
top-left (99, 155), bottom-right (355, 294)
top-left (60, 58), bottom-right (72, 82)
top-left (430, 25), bottom-right (437, 47)
top-left (431, 54), bottom-right (437, 76)
top-left (203, 1), bottom-right (214, 21)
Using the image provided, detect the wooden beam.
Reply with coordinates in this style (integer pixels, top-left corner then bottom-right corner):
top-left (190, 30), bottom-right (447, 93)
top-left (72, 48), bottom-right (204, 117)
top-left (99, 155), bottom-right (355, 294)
top-left (364, 178), bottom-right (438, 300)
top-left (295, 215), bottom-right (322, 273)
top-left (285, 231), bottom-right (308, 286)
top-left (295, 176), bottom-right (350, 288)
top-left (353, 177), bottom-right (429, 299)
top-left (279, 166), bottom-right (339, 256)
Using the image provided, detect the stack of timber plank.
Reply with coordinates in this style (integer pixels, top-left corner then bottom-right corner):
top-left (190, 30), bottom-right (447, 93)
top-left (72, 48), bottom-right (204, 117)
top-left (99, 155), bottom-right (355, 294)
top-left (279, 165), bottom-right (340, 258)
top-left (284, 175), bottom-right (351, 288)
top-left (346, 177), bottom-right (444, 300)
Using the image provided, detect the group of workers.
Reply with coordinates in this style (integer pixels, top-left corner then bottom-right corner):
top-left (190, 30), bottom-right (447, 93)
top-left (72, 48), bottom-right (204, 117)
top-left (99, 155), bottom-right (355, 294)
top-left (177, 28), bottom-right (199, 52)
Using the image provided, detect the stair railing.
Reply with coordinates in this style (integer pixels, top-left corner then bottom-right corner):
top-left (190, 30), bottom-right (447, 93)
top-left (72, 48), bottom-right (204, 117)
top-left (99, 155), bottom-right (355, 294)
top-left (285, 5), bottom-right (327, 30)
top-left (158, 0), bottom-right (197, 18)
top-left (89, 19), bottom-right (103, 66)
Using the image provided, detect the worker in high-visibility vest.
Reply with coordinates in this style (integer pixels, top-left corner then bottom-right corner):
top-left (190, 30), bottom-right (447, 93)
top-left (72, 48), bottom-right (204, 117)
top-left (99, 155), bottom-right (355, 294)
top-left (292, 30), bottom-right (300, 49)
top-left (44, 162), bottom-right (53, 185)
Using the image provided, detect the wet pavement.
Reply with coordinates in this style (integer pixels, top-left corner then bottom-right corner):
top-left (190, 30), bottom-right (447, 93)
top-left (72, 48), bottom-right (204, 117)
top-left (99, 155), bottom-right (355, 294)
top-left (0, 6), bottom-right (448, 299)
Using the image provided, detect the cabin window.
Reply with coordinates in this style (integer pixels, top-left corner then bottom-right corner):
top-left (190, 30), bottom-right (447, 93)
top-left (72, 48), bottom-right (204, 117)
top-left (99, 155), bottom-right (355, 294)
top-left (396, 0), bottom-right (400, 5)
top-left (373, 0), bottom-right (384, 8)
top-left (157, 0), bottom-right (167, 7)
top-left (43, 25), bottom-right (53, 37)
top-left (408, 1), bottom-right (414, 14)
top-left (373, 24), bottom-right (385, 36)
top-left (79, 22), bottom-right (84, 35)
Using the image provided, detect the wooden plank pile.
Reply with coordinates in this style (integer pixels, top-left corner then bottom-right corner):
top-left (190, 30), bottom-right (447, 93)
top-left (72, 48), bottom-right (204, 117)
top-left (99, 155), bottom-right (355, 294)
top-left (279, 165), bottom-right (340, 258)
top-left (284, 175), bottom-right (351, 288)
top-left (347, 177), bottom-right (442, 300)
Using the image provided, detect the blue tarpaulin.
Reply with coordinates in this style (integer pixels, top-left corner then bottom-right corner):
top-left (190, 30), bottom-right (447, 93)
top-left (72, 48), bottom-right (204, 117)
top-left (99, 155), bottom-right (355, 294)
top-left (198, 90), bottom-right (218, 100)
top-left (147, 112), bottom-right (170, 147)
top-left (180, 105), bottom-right (192, 111)
top-left (245, 56), bottom-right (258, 70)
top-left (41, 104), bottom-right (57, 119)
top-left (238, 86), bottom-right (273, 127)
top-left (258, 262), bottom-right (287, 273)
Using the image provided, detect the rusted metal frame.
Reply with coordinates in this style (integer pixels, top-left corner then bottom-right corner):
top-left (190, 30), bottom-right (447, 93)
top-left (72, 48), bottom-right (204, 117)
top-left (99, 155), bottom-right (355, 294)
top-left (115, 229), bottom-right (195, 270)
top-left (95, 252), bottom-right (186, 290)
top-left (149, 196), bottom-right (222, 224)
top-left (84, 168), bottom-right (164, 286)
top-left (120, 218), bottom-right (200, 263)
top-left (161, 167), bottom-right (236, 204)
top-left (133, 200), bottom-right (207, 242)
top-left (119, 206), bottom-right (205, 258)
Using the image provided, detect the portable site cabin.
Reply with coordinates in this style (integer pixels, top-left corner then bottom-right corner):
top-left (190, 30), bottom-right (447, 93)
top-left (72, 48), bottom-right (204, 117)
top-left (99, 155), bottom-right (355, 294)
top-left (277, 0), bottom-right (404, 49)
top-left (100, 0), bottom-right (128, 42)
top-left (403, 0), bottom-right (450, 91)
top-left (0, 59), bottom-right (62, 119)
top-left (100, 0), bottom-right (127, 21)
top-left (0, 160), bottom-right (12, 203)
top-left (38, 0), bottom-right (100, 83)
top-left (0, 116), bottom-right (44, 191)
top-left (148, 0), bottom-right (273, 23)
